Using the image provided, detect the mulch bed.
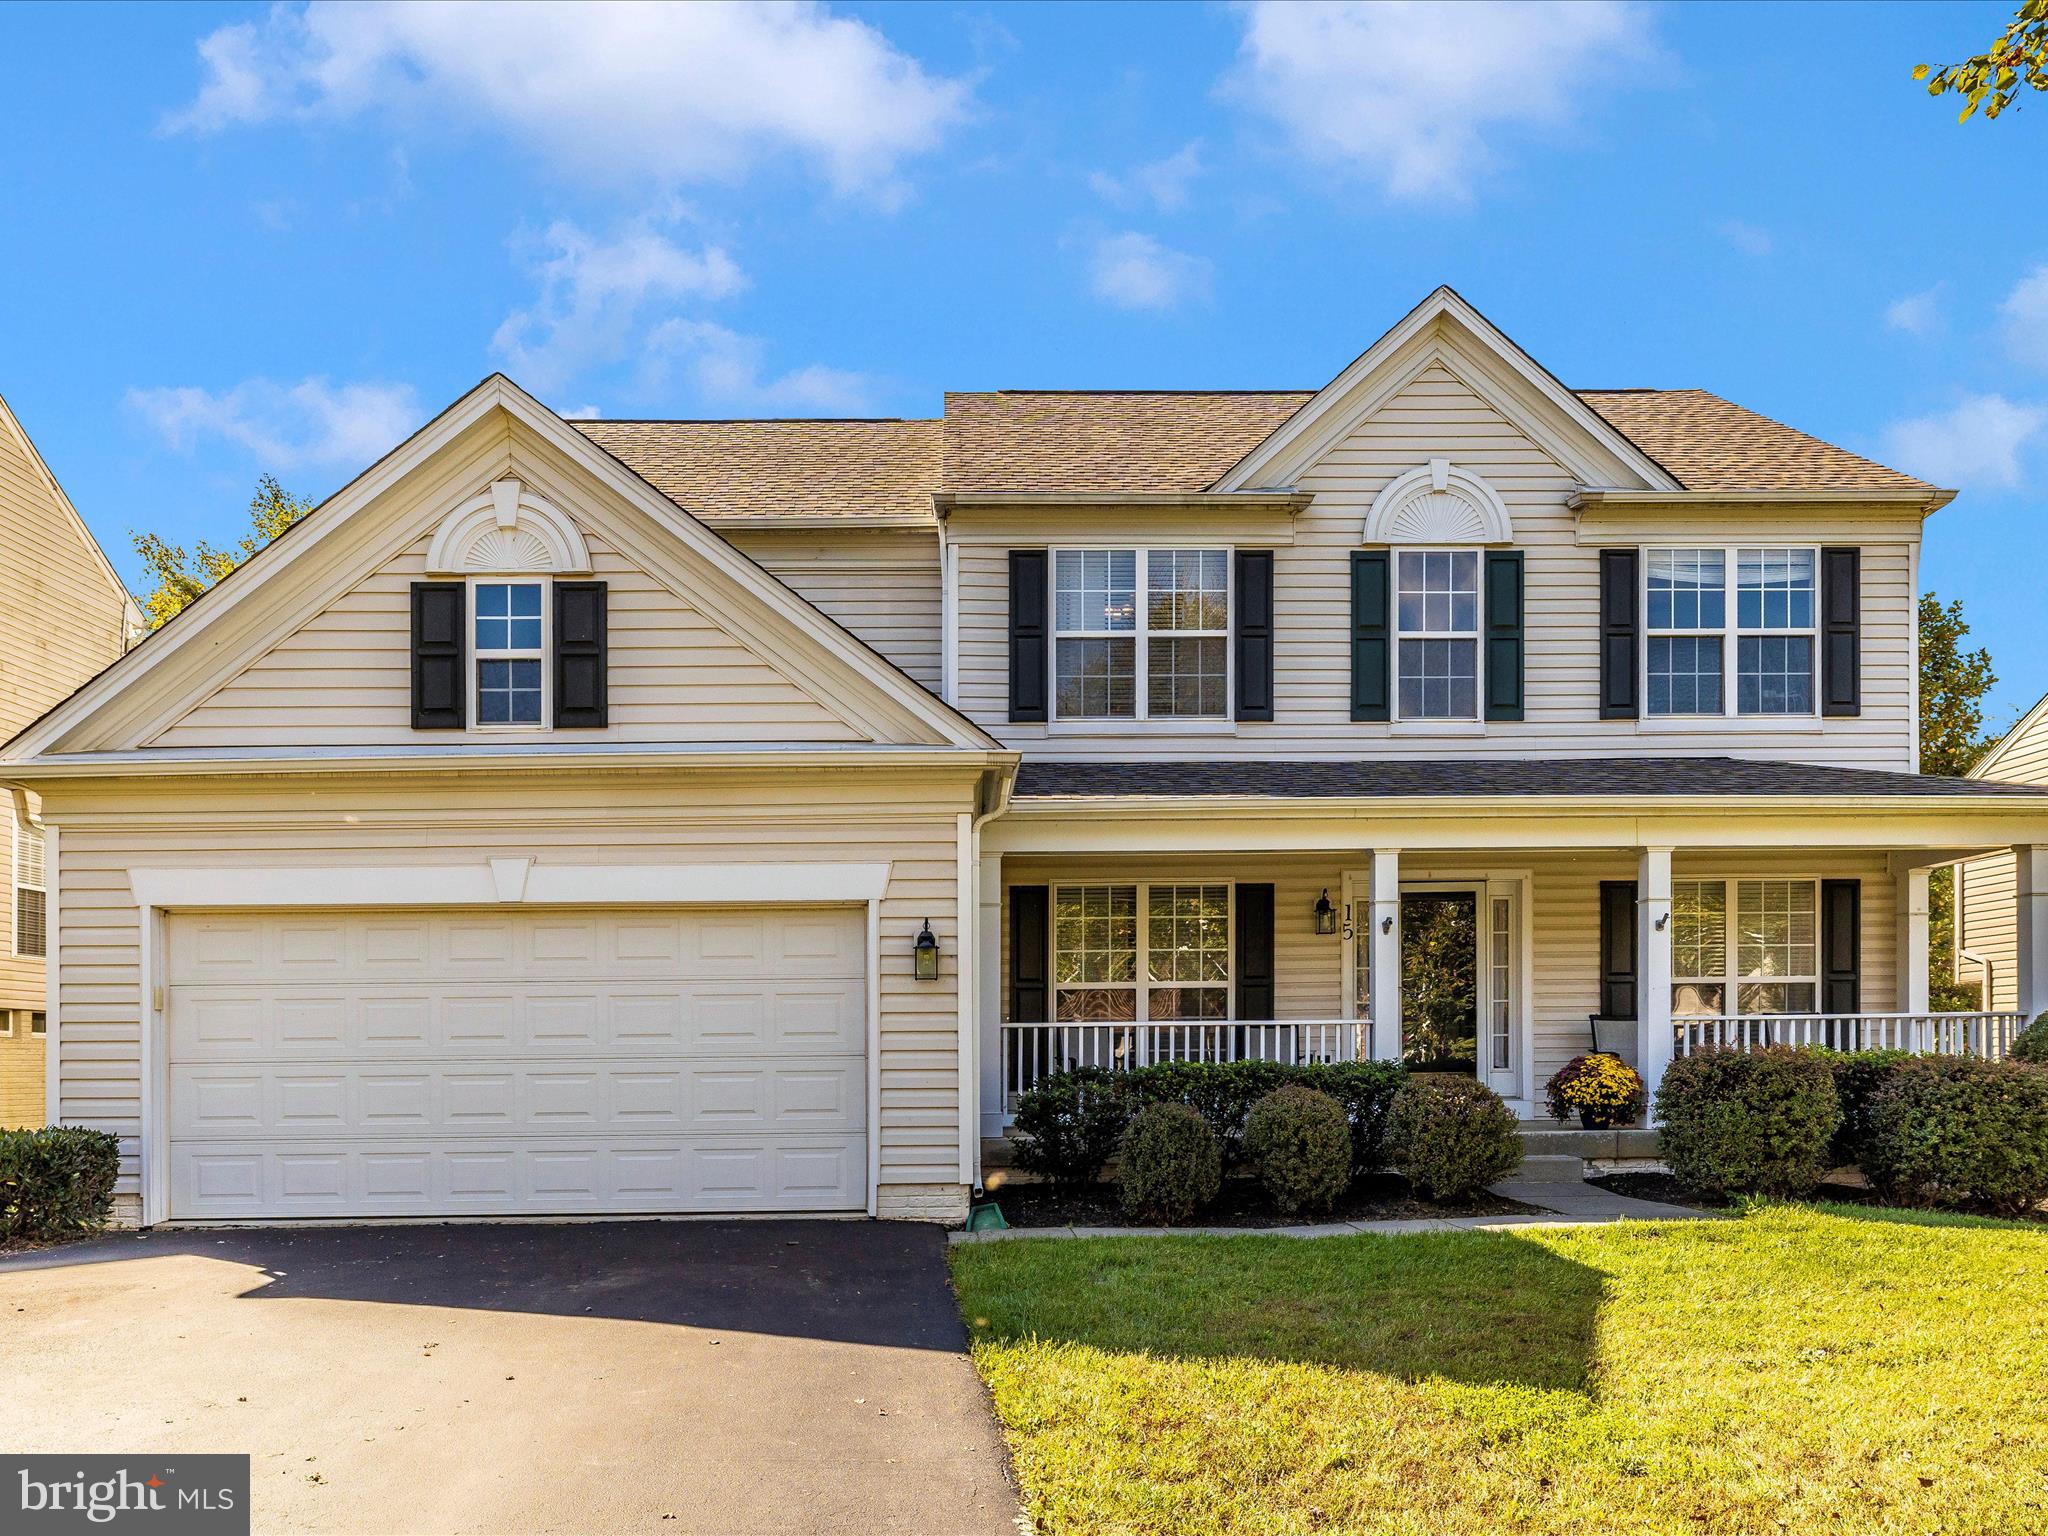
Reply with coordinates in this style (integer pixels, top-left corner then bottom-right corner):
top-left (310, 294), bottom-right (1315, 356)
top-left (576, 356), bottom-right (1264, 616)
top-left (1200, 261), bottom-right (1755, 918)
top-left (1589, 1169), bottom-right (2048, 1223)
top-left (989, 1173), bottom-right (1546, 1229)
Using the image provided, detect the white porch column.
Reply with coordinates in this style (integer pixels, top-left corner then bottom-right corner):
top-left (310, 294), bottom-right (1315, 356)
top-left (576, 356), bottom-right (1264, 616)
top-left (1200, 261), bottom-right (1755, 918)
top-left (1368, 849), bottom-right (1402, 1062)
top-left (1896, 866), bottom-right (1931, 1015)
top-left (1637, 847), bottom-right (1674, 1107)
top-left (2017, 846), bottom-right (2048, 1021)
top-left (976, 851), bottom-right (1005, 1141)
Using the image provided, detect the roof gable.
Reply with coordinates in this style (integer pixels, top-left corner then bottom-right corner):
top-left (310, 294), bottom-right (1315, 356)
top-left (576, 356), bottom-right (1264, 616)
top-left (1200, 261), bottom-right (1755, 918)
top-left (1213, 287), bottom-right (1681, 494)
top-left (11, 377), bottom-right (997, 760)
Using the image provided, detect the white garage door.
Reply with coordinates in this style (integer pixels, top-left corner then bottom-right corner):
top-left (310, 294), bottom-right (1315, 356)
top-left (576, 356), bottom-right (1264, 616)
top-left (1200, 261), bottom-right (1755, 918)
top-left (165, 906), bottom-right (867, 1220)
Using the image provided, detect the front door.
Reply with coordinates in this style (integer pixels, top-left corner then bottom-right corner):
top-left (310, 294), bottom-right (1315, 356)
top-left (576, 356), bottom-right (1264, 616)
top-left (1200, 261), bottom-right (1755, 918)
top-left (1401, 889), bottom-right (1479, 1074)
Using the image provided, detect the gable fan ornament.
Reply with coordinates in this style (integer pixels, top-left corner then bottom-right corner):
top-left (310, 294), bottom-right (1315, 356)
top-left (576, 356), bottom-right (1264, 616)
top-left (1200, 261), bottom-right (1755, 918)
top-left (1362, 458), bottom-right (1513, 546)
top-left (426, 477), bottom-right (593, 576)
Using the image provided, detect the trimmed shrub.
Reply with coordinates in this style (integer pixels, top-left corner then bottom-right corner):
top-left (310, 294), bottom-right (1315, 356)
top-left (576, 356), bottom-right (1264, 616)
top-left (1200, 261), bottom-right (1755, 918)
top-left (1115, 1057), bottom-right (1406, 1178)
top-left (1387, 1076), bottom-right (1522, 1202)
top-left (2010, 1012), bottom-right (2048, 1066)
top-left (0, 1127), bottom-right (121, 1242)
top-left (1010, 1068), bottom-right (1129, 1190)
top-left (1654, 1047), bottom-right (1841, 1199)
top-left (1864, 1055), bottom-right (2048, 1215)
top-left (1822, 1049), bottom-right (1913, 1169)
top-left (1293, 1060), bottom-right (1408, 1178)
top-left (1118, 1102), bottom-right (1221, 1224)
top-left (1242, 1085), bottom-right (1351, 1218)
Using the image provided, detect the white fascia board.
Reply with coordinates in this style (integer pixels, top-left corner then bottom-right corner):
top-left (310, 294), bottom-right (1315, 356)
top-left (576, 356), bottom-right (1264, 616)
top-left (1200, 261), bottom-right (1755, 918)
top-left (2, 742), bottom-right (1019, 780)
top-left (934, 491), bottom-right (1312, 512)
top-left (1213, 287), bottom-right (1680, 495)
top-left (1972, 689), bottom-right (2048, 782)
top-left (128, 861), bottom-right (891, 910)
top-left (1001, 791), bottom-right (2048, 818)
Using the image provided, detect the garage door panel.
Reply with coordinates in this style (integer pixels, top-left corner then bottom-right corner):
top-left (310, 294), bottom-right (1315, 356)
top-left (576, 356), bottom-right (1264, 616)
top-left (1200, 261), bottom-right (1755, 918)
top-left (169, 1134), bottom-right (865, 1217)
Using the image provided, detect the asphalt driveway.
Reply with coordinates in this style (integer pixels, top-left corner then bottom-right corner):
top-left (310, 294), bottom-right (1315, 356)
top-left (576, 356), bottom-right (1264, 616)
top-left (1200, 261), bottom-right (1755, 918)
top-left (0, 1220), bottom-right (1019, 1535)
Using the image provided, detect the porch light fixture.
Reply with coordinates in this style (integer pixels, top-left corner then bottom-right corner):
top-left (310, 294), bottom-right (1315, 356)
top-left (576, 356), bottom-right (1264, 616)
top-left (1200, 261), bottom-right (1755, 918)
top-left (1314, 889), bottom-right (1337, 935)
top-left (913, 919), bottom-right (941, 981)
top-left (1381, 915), bottom-right (1395, 935)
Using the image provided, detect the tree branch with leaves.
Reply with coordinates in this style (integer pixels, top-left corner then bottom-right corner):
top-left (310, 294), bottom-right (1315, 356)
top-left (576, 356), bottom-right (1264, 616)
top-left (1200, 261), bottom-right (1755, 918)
top-left (1914, 0), bottom-right (2048, 121)
top-left (131, 474), bottom-right (315, 629)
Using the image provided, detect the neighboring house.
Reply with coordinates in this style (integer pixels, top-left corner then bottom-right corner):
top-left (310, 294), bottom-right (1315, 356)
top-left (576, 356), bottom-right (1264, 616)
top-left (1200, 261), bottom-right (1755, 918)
top-left (0, 392), bottom-right (142, 1128)
top-left (9, 287), bottom-right (2048, 1229)
top-left (1956, 692), bottom-right (2048, 1017)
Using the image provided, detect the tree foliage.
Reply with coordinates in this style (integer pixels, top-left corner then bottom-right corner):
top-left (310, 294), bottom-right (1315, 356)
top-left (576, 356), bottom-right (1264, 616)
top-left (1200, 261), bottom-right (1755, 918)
top-left (1914, 1), bottom-right (2048, 122)
top-left (131, 474), bottom-right (314, 629)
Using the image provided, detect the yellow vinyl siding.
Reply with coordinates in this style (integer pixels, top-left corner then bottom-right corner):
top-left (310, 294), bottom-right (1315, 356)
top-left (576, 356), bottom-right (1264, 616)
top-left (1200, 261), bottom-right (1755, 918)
top-left (952, 364), bottom-right (1918, 766)
top-left (721, 527), bottom-right (942, 691)
top-left (44, 770), bottom-right (975, 1218)
top-left (1955, 702), bottom-right (2048, 1012)
top-left (0, 1022), bottom-right (44, 1129)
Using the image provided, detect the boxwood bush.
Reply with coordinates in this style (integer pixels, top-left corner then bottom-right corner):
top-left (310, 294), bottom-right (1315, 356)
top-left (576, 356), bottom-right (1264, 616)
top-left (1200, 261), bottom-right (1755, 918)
top-left (1822, 1049), bottom-right (1914, 1169)
top-left (1386, 1075), bottom-right (1521, 1202)
top-left (0, 1127), bottom-right (121, 1242)
top-left (1118, 1102), bottom-right (1221, 1224)
top-left (1116, 1057), bottom-right (1405, 1175)
top-left (1009, 1066), bottom-right (1128, 1189)
top-left (1654, 1046), bottom-right (1841, 1199)
top-left (2010, 1012), bottom-right (2048, 1066)
top-left (1242, 1085), bottom-right (1351, 1218)
top-left (1863, 1056), bottom-right (2048, 1215)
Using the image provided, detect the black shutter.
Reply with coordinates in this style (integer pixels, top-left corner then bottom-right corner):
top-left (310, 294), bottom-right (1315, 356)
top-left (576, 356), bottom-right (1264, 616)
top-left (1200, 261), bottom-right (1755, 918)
top-left (410, 581), bottom-right (465, 730)
top-left (1235, 883), bottom-right (1275, 1021)
top-left (1008, 551), bottom-right (1048, 723)
top-left (1821, 547), bottom-right (1861, 718)
top-left (1010, 885), bottom-right (1050, 1024)
top-left (1599, 548), bottom-right (1639, 720)
top-left (1484, 549), bottom-right (1525, 722)
top-left (1350, 550), bottom-right (1391, 722)
top-left (1821, 879), bottom-right (1861, 1014)
top-left (1233, 550), bottom-right (1274, 722)
top-left (1599, 880), bottom-right (1638, 1020)
top-left (554, 580), bottom-right (608, 729)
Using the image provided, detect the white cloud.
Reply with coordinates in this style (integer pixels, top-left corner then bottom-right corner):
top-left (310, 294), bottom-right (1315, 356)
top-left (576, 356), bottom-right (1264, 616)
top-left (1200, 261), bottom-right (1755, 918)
top-left (1720, 220), bottom-right (1773, 257)
top-left (493, 217), bottom-right (747, 394)
top-left (1885, 284), bottom-right (1945, 337)
top-left (1224, 0), bottom-right (1655, 201)
top-left (166, 1), bottom-right (971, 200)
top-left (127, 377), bottom-right (422, 470)
top-left (1089, 141), bottom-right (1205, 212)
top-left (2001, 263), bottom-right (2048, 370)
top-left (1088, 232), bottom-right (1212, 312)
top-left (1880, 394), bottom-right (2047, 490)
top-left (644, 320), bottom-right (878, 414)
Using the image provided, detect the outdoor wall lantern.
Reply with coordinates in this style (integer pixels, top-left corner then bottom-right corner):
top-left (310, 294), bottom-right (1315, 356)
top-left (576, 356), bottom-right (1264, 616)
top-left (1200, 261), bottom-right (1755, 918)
top-left (1313, 889), bottom-right (1337, 935)
top-left (913, 918), bottom-right (941, 981)
top-left (1381, 915), bottom-right (1395, 935)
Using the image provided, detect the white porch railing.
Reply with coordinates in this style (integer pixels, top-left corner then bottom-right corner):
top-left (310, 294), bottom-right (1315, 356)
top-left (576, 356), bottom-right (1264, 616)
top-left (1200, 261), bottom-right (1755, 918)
top-left (1002, 1019), bottom-right (1370, 1107)
top-left (1673, 1011), bottom-right (2029, 1059)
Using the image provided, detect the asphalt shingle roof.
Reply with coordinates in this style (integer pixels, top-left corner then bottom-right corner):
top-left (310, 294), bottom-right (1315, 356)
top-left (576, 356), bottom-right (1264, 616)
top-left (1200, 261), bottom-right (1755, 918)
top-left (572, 418), bottom-right (942, 521)
top-left (1010, 758), bottom-right (2048, 799)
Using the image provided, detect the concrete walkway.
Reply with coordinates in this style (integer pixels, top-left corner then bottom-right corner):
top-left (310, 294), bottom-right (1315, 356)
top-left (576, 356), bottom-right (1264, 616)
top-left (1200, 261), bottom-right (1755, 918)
top-left (950, 1176), bottom-right (1717, 1244)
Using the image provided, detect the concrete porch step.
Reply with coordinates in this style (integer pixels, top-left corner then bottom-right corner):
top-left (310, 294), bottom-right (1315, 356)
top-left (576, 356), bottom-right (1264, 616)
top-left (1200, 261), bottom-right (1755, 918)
top-left (1514, 1153), bottom-right (1588, 1183)
top-left (1518, 1124), bottom-right (1660, 1159)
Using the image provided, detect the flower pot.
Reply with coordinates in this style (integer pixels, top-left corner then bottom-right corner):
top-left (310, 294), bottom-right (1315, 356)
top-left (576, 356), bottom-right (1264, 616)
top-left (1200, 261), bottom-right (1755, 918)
top-left (1579, 1108), bottom-right (1623, 1131)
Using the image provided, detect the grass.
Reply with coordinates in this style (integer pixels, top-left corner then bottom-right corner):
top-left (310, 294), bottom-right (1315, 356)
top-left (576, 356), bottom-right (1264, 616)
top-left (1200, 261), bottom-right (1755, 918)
top-left (952, 1204), bottom-right (2048, 1534)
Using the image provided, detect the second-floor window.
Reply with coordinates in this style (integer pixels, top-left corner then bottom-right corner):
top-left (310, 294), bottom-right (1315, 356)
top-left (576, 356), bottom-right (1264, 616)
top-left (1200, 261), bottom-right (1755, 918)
top-left (472, 580), bottom-right (547, 727)
top-left (1053, 548), bottom-right (1228, 722)
top-left (1647, 547), bottom-right (1816, 718)
top-left (1396, 549), bottom-right (1480, 720)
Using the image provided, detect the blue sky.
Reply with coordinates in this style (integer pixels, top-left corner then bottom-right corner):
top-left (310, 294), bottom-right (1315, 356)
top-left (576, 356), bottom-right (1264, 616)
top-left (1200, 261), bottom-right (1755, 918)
top-left (3, 1), bottom-right (2044, 723)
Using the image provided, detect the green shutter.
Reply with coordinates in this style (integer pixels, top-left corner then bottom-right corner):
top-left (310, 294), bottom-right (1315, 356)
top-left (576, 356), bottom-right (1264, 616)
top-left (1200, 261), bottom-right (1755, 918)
top-left (1350, 550), bottom-right (1390, 722)
top-left (1484, 550), bottom-right (1524, 722)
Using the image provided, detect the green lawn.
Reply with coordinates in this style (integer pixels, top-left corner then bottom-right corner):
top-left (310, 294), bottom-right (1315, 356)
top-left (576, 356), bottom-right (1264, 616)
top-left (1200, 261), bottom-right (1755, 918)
top-left (951, 1206), bottom-right (2048, 1535)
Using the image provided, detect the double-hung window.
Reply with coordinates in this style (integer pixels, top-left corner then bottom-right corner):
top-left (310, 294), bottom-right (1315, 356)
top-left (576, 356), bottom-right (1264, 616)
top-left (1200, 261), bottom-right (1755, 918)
top-left (1646, 547), bottom-right (1815, 717)
top-left (1671, 878), bottom-right (1818, 1016)
top-left (1395, 550), bottom-right (1479, 720)
top-left (1052, 549), bottom-right (1228, 722)
top-left (1052, 882), bottom-right (1231, 1023)
top-left (471, 580), bottom-right (546, 727)
top-left (14, 817), bottom-right (45, 960)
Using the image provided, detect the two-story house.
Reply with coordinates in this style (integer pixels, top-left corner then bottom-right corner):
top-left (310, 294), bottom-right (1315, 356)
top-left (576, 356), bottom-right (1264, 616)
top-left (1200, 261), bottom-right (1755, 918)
top-left (0, 392), bottom-right (140, 1128)
top-left (10, 288), bottom-right (2048, 1227)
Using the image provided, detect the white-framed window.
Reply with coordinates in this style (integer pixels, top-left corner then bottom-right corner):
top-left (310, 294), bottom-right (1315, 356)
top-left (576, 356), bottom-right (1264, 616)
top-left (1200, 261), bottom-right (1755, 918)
top-left (1395, 548), bottom-right (1480, 720)
top-left (15, 817), bottom-right (45, 960)
top-left (1646, 547), bottom-right (1816, 717)
top-left (469, 578), bottom-right (548, 729)
top-left (1052, 548), bottom-right (1229, 722)
top-left (1671, 878), bottom-right (1819, 1016)
top-left (1052, 881), bottom-right (1232, 1022)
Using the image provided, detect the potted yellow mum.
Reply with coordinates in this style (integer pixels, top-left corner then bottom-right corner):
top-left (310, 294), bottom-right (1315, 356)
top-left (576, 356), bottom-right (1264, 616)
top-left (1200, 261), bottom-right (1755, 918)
top-left (1544, 1053), bottom-right (1646, 1130)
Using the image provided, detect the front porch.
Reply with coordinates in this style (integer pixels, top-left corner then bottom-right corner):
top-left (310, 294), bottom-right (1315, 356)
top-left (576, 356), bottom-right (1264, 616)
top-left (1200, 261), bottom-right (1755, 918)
top-left (975, 782), bottom-right (2048, 1141)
